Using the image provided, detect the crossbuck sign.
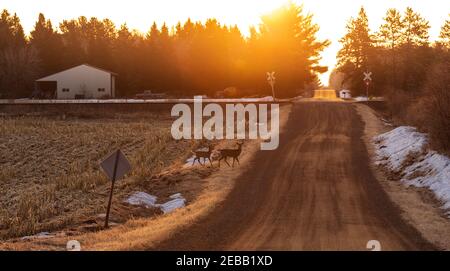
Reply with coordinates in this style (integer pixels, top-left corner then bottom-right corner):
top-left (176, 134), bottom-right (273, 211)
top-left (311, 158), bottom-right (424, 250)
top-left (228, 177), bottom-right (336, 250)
top-left (267, 71), bottom-right (276, 99)
top-left (364, 72), bottom-right (372, 85)
top-left (363, 71), bottom-right (372, 100)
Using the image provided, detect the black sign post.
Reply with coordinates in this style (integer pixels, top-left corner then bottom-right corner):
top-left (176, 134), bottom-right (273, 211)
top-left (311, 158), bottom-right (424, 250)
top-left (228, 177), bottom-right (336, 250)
top-left (100, 149), bottom-right (131, 229)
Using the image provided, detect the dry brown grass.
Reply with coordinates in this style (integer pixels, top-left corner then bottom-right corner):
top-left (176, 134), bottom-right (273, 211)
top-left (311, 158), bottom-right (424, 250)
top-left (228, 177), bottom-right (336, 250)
top-left (0, 112), bottom-right (196, 239)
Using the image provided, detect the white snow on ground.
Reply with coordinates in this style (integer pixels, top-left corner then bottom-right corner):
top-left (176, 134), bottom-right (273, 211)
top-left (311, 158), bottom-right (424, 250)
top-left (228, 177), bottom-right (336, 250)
top-left (373, 126), bottom-right (450, 216)
top-left (354, 96), bottom-right (385, 102)
top-left (355, 96), bottom-right (369, 102)
top-left (160, 193), bottom-right (186, 214)
top-left (0, 96), bottom-right (280, 105)
top-left (374, 126), bottom-right (428, 170)
top-left (125, 192), bottom-right (186, 214)
top-left (125, 192), bottom-right (158, 208)
top-left (21, 232), bottom-right (54, 240)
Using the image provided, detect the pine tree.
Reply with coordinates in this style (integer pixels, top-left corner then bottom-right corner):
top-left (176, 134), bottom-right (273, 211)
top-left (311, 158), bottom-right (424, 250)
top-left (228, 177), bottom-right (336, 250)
top-left (337, 7), bottom-right (373, 69)
top-left (112, 24), bottom-right (138, 97)
top-left (255, 2), bottom-right (329, 97)
top-left (402, 7), bottom-right (430, 47)
top-left (377, 9), bottom-right (404, 49)
top-left (400, 8), bottom-right (431, 91)
top-left (377, 8), bottom-right (404, 86)
top-left (59, 17), bottom-right (88, 66)
top-left (30, 13), bottom-right (63, 76)
top-left (336, 7), bottom-right (374, 95)
top-left (0, 9), bottom-right (26, 50)
top-left (0, 10), bottom-right (36, 98)
top-left (147, 22), bottom-right (160, 41)
top-left (438, 15), bottom-right (450, 48)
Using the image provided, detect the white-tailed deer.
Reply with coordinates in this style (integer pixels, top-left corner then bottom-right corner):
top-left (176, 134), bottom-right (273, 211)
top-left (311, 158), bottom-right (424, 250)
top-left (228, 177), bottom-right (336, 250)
top-left (218, 142), bottom-right (243, 167)
top-left (192, 145), bottom-right (213, 166)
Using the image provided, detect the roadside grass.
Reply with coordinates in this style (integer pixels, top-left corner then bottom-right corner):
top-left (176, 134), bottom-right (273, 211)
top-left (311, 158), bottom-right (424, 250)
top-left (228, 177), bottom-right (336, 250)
top-left (0, 112), bottom-right (194, 239)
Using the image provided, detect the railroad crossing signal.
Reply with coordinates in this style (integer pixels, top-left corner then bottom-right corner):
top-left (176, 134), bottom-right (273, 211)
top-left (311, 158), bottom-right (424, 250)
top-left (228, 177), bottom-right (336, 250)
top-left (267, 71), bottom-right (276, 100)
top-left (363, 71), bottom-right (373, 100)
top-left (100, 149), bottom-right (131, 228)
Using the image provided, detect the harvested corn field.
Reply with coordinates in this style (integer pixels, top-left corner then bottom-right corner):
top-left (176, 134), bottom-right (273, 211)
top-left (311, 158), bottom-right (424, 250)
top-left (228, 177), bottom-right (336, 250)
top-left (0, 112), bottom-right (206, 239)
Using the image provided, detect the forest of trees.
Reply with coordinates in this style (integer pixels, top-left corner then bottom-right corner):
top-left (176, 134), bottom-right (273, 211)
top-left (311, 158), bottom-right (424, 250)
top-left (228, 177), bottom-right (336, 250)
top-left (0, 2), bottom-right (328, 99)
top-left (334, 7), bottom-right (449, 97)
top-left (334, 7), bottom-right (450, 152)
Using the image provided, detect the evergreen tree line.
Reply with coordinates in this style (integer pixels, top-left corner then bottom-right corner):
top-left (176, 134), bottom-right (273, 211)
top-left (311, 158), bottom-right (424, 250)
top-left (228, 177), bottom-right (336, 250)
top-left (333, 7), bottom-right (450, 153)
top-left (0, 3), bottom-right (329, 99)
top-left (333, 7), bottom-right (450, 96)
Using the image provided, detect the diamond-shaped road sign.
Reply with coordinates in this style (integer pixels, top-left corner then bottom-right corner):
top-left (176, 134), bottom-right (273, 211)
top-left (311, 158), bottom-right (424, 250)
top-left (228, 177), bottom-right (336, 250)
top-left (100, 149), bottom-right (131, 182)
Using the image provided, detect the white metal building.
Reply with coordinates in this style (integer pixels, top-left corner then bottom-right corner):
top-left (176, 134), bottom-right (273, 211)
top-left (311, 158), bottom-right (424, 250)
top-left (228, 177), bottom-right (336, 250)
top-left (35, 64), bottom-right (117, 99)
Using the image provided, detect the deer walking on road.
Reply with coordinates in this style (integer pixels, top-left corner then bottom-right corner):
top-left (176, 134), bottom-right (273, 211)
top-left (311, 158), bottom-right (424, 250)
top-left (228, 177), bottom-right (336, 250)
top-left (218, 142), bottom-right (244, 167)
top-left (192, 145), bottom-right (213, 166)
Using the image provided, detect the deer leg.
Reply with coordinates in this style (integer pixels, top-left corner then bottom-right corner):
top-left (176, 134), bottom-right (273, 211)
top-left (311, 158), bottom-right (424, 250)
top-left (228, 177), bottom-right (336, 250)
top-left (236, 157), bottom-right (240, 165)
top-left (232, 158), bottom-right (235, 167)
top-left (224, 158), bottom-right (231, 167)
top-left (208, 157), bottom-right (213, 167)
top-left (192, 157), bottom-right (197, 166)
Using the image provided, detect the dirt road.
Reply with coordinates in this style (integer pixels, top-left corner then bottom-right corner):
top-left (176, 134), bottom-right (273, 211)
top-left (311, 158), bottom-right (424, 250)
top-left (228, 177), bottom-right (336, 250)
top-left (156, 102), bottom-right (434, 251)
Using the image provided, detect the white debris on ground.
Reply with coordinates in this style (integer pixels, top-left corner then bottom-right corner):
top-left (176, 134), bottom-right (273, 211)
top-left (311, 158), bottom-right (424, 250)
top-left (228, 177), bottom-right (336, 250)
top-left (373, 126), bottom-right (450, 216)
top-left (21, 232), bottom-right (55, 240)
top-left (125, 192), bottom-right (186, 214)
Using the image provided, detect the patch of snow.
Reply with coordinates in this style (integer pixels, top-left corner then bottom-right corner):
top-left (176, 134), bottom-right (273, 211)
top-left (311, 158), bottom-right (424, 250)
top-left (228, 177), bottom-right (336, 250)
top-left (355, 96), bottom-right (369, 102)
top-left (169, 193), bottom-right (183, 199)
top-left (125, 192), bottom-right (187, 214)
top-left (354, 96), bottom-right (385, 102)
top-left (403, 152), bottom-right (450, 211)
top-left (373, 126), bottom-right (450, 217)
top-left (374, 126), bottom-right (428, 170)
top-left (125, 192), bottom-right (158, 208)
top-left (160, 198), bottom-right (186, 214)
top-left (21, 231), bottom-right (54, 240)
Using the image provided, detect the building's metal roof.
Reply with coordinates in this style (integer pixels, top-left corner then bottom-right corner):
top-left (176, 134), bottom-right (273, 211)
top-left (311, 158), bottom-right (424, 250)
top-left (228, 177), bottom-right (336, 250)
top-left (36, 64), bottom-right (118, 81)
